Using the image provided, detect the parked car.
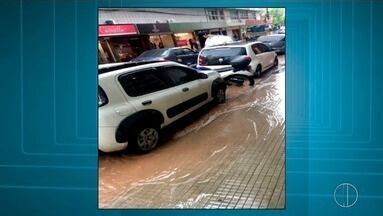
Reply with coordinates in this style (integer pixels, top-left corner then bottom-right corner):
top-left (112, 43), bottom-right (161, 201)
top-left (98, 61), bottom-right (226, 153)
top-left (257, 34), bottom-right (285, 54)
top-left (204, 35), bottom-right (235, 47)
top-left (131, 47), bottom-right (199, 66)
top-left (197, 42), bottom-right (278, 82)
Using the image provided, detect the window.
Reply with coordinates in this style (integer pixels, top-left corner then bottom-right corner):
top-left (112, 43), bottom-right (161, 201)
top-left (252, 43), bottom-right (270, 54)
top-left (208, 9), bottom-right (225, 21)
top-left (98, 86), bottom-right (108, 107)
top-left (258, 43), bottom-right (271, 52)
top-left (118, 69), bottom-right (171, 97)
top-left (251, 11), bottom-right (258, 19)
top-left (230, 10), bottom-right (239, 20)
top-left (160, 66), bottom-right (199, 85)
top-left (200, 47), bottom-right (247, 65)
top-left (252, 44), bottom-right (262, 54)
top-left (219, 10), bottom-right (224, 17)
top-left (239, 11), bottom-right (248, 19)
top-left (173, 49), bottom-right (183, 56)
top-left (210, 11), bottom-right (218, 20)
top-left (182, 48), bottom-right (195, 55)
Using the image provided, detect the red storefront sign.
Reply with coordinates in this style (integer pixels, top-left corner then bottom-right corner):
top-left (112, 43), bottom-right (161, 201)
top-left (99, 24), bottom-right (137, 37)
top-left (176, 40), bottom-right (188, 46)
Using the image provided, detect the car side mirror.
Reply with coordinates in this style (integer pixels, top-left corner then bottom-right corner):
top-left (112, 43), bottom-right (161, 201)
top-left (198, 73), bottom-right (208, 79)
top-left (230, 56), bottom-right (251, 72)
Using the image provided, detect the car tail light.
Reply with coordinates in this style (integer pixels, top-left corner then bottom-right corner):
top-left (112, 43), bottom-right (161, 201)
top-left (245, 56), bottom-right (252, 71)
top-left (199, 56), bottom-right (206, 65)
top-left (98, 86), bottom-right (108, 107)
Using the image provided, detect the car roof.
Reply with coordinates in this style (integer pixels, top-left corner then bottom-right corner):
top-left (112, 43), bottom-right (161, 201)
top-left (144, 47), bottom-right (183, 51)
top-left (98, 61), bottom-right (186, 78)
top-left (138, 47), bottom-right (185, 55)
top-left (98, 62), bottom-right (127, 70)
top-left (98, 61), bottom-right (166, 74)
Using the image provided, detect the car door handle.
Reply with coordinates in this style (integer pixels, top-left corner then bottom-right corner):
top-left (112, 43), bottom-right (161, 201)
top-left (142, 100), bottom-right (152, 106)
top-left (182, 87), bottom-right (189, 92)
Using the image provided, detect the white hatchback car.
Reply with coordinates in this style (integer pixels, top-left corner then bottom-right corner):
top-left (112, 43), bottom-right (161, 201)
top-left (98, 61), bottom-right (226, 153)
top-left (197, 42), bottom-right (278, 81)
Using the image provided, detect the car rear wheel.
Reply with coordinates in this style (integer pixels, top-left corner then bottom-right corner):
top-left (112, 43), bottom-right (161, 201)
top-left (255, 65), bottom-right (262, 78)
top-left (273, 57), bottom-right (279, 68)
top-left (129, 124), bottom-right (160, 153)
top-left (215, 87), bottom-right (226, 104)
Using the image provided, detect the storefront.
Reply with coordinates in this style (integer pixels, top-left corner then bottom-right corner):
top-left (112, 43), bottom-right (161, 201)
top-left (194, 29), bottom-right (209, 48)
top-left (170, 21), bottom-right (228, 49)
top-left (98, 24), bottom-right (151, 63)
top-left (209, 28), bottom-right (227, 35)
top-left (226, 27), bottom-right (242, 40)
top-left (136, 23), bottom-right (175, 49)
top-left (194, 28), bottom-right (227, 48)
top-left (173, 32), bottom-right (195, 48)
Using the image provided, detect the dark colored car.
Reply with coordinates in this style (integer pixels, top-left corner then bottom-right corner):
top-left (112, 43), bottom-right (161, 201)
top-left (131, 48), bottom-right (199, 66)
top-left (257, 34), bottom-right (285, 54)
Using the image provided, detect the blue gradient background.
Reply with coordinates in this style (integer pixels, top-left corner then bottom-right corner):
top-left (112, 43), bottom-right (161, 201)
top-left (1, 0), bottom-right (382, 215)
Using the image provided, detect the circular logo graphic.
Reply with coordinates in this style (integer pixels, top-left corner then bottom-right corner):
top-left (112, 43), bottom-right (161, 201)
top-left (334, 183), bottom-right (358, 208)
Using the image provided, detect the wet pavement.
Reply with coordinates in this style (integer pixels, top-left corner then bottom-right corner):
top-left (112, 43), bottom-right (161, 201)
top-left (99, 55), bottom-right (285, 209)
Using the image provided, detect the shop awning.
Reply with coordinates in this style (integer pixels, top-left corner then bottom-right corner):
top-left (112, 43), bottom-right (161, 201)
top-left (136, 23), bottom-right (173, 35)
top-left (99, 24), bottom-right (138, 37)
top-left (169, 22), bottom-right (227, 33)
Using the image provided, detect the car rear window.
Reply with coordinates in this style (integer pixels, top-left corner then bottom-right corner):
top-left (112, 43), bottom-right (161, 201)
top-left (200, 47), bottom-right (247, 65)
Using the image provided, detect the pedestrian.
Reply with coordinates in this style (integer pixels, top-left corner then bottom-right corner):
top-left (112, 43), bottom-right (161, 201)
top-left (188, 39), bottom-right (194, 50)
top-left (195, 40), bottom-right (200, 51)
top-left (242, 33), bottom-right (247, 42)
top-left (150, 42), bottom-right (157, 49)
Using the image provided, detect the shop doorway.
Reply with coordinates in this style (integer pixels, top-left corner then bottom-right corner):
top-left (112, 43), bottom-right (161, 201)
top-left (149, 34), bottom-right (175, 49)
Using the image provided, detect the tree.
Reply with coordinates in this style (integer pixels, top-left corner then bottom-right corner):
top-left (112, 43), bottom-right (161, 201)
top-left (268, 8), bottom-right (285, 26)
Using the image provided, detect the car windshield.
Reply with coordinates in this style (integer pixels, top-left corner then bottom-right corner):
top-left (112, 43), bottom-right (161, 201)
top-left (258, 35), bottom-right (284, 42)
top-left (138, 49), bottom-right (169, 57)
top-left (200, 47), bottom-right (247, 65)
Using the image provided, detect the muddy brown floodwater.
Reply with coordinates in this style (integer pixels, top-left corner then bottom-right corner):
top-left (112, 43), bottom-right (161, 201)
top-left (99, 55), bottom-right (286, 209)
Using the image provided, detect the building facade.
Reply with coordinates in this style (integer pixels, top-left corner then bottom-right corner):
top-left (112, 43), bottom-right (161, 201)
top-left (98, 8), bottom-right (270, 63)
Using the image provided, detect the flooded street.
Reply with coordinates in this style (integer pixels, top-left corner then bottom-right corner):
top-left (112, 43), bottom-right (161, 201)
top-left (99, 55), bottom-right (285, 209)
